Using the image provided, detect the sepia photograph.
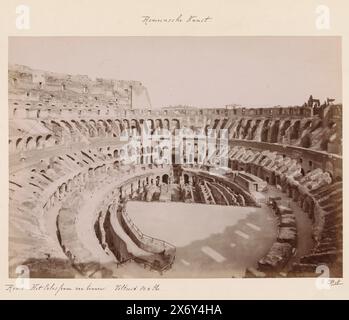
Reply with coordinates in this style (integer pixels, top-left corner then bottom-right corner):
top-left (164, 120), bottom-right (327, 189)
top-left (8, 36), bottom-right (343, 280)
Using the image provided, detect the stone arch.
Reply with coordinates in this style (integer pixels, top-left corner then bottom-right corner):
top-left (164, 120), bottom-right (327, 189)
top-left (122, 119), bottom-right (130, 130)
top-left (261, 120), bottom-right (270, 142)
top-left (171, 119), bottom-right (180, 132)
top-left (292, 187), bottom-right (300, 202)
top-left (16, 138), bottom-right (24, 152)
top-left (298, 194), bottom-right (305, 208)
top-left (163, 119), bottom-right (170, 130)
top-left (234, 119), bottom-right (244, 138)
top-left (325, 161), bottom-right (334, 177)
top-left (302, 120), bottom-right (312, 131)
top-left (71, 120), bottom-right (85, 135)
top-left (162, 174), bottom-right (169, 184)
top-left (36, 136), bottom-right (43, 149)
top-left (51, 120), bottom-right (62, 129)
top-left (9, 139), bottom-right (16, 153)
top-left (97, 120), bottom-right (107, 136)
top-left (88, 120), bottom-right (97, 134)
top-left (59, 183), bottom-right (67, 196)
top-left (303, 196), bottom-right (315, 219)
top-left (280, 120), bottom-right (291, 139)
top-left (300, 133), bottom-right (312, 148)
top-left (243, 119), bottom-right (252, 139)
top-left (290, 120), bottom-right (301, 139)
top-left (67, 179), bottom-right (73, 192)
top-left (45, 134), bottom-right (55, 147)
top-left (285, 183), bottom-right (293, 198)
top-left (114, 119), bottom-right (123, 132)
top-left (80, 120), bottom-right (92, 137)
top-left (183, 173), bottom-right (189, 184)
top-left (213, 119), bottom-right (220, 129)
top-left (61, 120), bottom-right (74, 135)
top-left (250, 119), bottom-right (261, 140)
top-left (26, 136), bottom-right (36, 150)
top-left (269, 120), bottom-right (280, 143)
top-left (155, 119), bottom-right (163, 129)
top-left (270, 171), bottom-right (276, 185)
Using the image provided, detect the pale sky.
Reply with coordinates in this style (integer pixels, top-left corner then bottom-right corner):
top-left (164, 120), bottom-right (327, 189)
top-left (8, 37), bottom-right (342, 108)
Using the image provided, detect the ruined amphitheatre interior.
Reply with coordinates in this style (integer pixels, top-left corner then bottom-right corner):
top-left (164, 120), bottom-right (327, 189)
top-left (9, 64), bottom-right (342, 278)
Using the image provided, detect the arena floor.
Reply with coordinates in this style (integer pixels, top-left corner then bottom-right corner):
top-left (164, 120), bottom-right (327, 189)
top-left (126, 201), bottom-right (278, 277)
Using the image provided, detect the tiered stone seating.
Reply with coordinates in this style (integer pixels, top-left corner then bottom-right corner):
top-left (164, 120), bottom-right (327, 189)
top-left (208, 182), bottom-right (229, 205)
top-left (212, 183), bottom-right (235, 205)
top-left (291, 181), bottom-right (342, 276)
top-left (57, 194), bottom-right (104, 276)
top-left (230, 145), bottom-right (342, 276)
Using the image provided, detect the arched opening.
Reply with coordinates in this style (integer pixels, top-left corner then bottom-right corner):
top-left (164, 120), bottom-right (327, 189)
top-left (243, 119), bottom-right (252, 139)
top-left (36, 136), bottom-right (43, 148)
top-left (171, 119), bottom-right (180, 132)
top-left (303, 120), bottom-right (312, 131)
top-left (155, 119), bottom-right (162, 130)
top-left (162, 174), bottom-right (169, 184)
top-left (213, 119), bottom-right (220, 129)
top-left (26, 136), bottom-right (35, 150)
top-left (163, 119), bottom-right (170, 130)
top-left (280, 120), bottom-right (291, 138)
top-left (130, 119), bottom-right (139, 135)
top-left (234, 119), bottom-right (243, 138)
top-left (269, 120), bottom-right (280, 143)
top-left (261, 120), bottom-right (270, 142)
top-left (250, 119), bottom-right (261, 140)
top-left (122, 119), bottom-right (130, 130)
top-left (16, 138), bottom-right (23, 151)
